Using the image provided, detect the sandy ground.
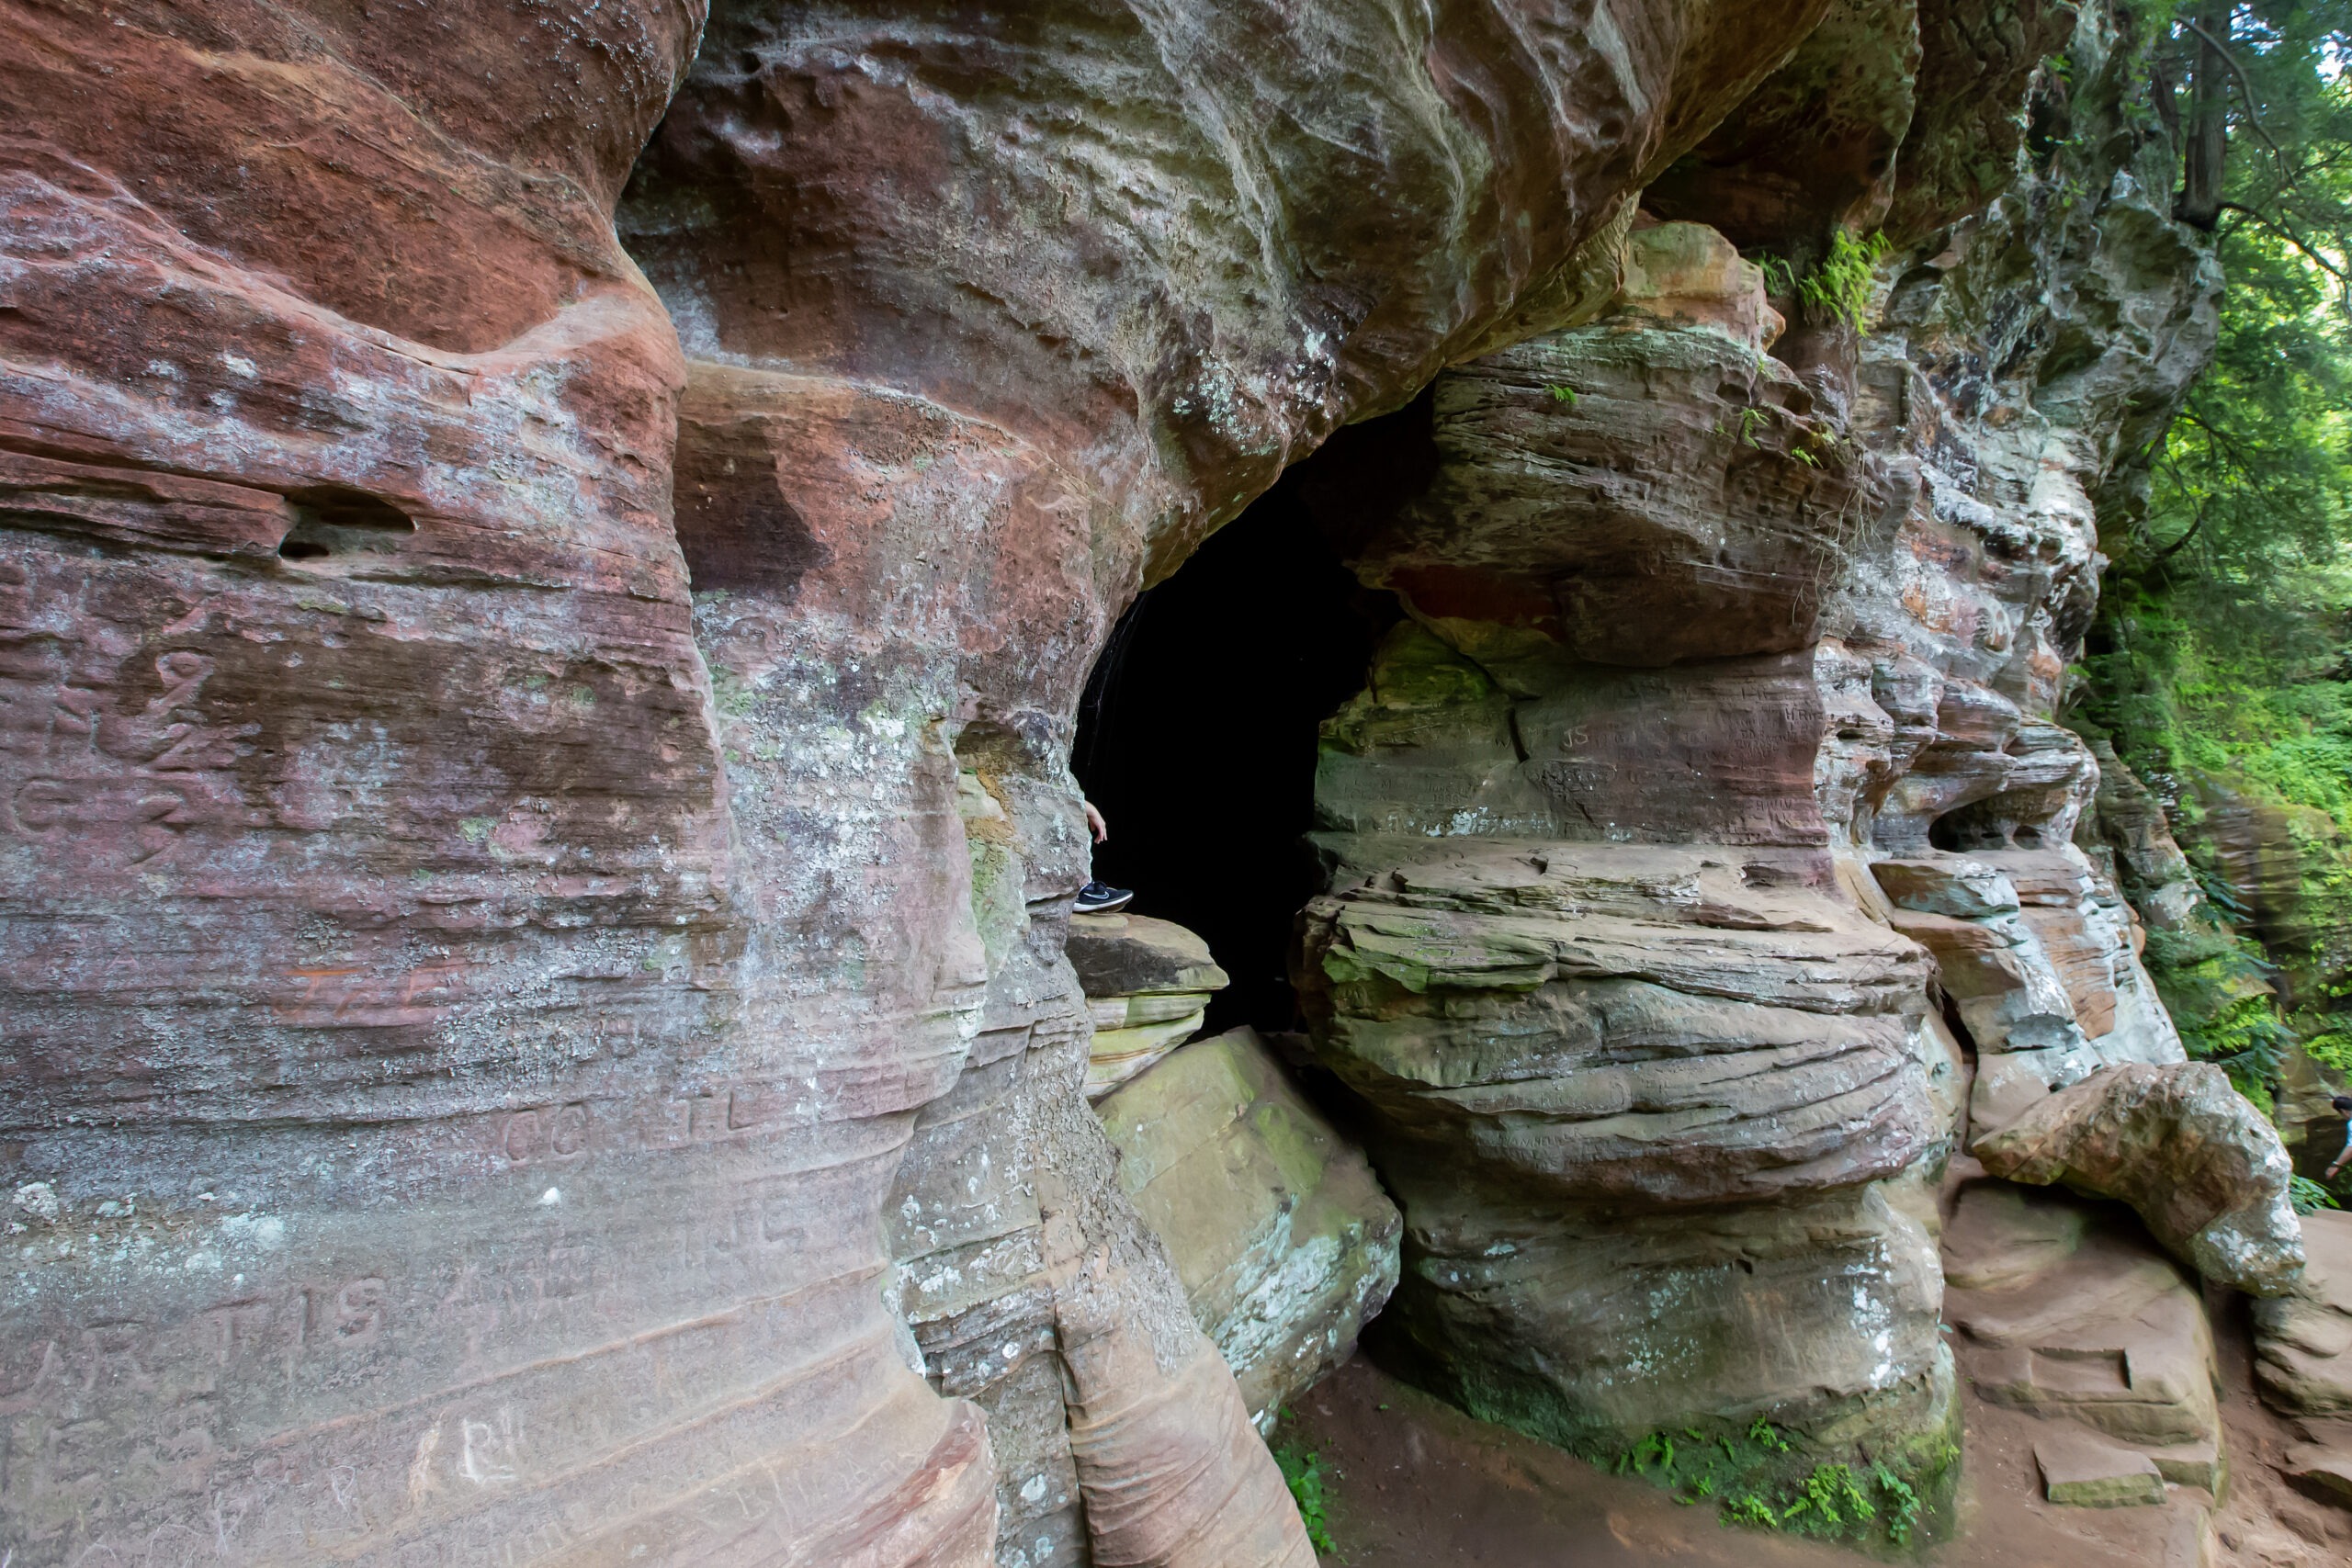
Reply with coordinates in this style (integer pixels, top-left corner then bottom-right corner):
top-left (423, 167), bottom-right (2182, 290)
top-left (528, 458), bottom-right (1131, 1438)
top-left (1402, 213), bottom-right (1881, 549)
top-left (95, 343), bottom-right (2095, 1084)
top-left (1280, 1328), bottom-right (2352, 1567)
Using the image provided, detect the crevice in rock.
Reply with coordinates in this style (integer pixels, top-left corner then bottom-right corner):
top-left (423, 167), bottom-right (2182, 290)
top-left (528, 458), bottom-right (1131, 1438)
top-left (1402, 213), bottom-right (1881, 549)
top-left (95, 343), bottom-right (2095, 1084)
top-left (1074, 448), bottom-right (1400, 1036)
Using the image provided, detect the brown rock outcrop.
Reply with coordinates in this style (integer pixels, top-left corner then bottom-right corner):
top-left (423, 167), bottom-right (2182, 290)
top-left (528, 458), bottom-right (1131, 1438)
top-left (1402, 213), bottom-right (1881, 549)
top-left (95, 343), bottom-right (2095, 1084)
top-left (1945, 1179), bottom-right (2223, 1467)
top-left (1070, 914), bottom-right (1229, 1100)
top-left (1, 4), bottom-right (1009, 1564)
top-left (1976, 1063), bottom-right (2305, 1296)
top-left (1873, 851), bottom-right (2181, 1131)
top-left (616, 5), bottom-right (1869, 1559)
top-left (0, 1), bottom-right (2233, 1562)
top-left (2254, 1207), bottom-right (2352, 1416)
top-left (1291, 0), bottom-right (2218, 1499)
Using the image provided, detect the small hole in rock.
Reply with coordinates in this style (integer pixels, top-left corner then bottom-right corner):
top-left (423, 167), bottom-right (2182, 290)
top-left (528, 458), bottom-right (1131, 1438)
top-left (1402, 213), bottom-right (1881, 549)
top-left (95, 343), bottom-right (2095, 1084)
top-left (278, 485), bottom-right (415, 561)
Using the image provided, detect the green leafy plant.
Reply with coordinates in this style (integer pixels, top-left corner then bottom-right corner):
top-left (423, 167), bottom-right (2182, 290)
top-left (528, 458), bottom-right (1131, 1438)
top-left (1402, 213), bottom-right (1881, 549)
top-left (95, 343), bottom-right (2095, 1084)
top-left (1738, 406), bottom-right (1766, 446)
top-left (1545, 382), bottom-right (1578, 405)
top-left (1272, 1438), bottom-right (1336, 1555)
top-left (1779, 1463), bottom-right (1875, 1534)
top-left (2293, 1173), bottom-right (2340, 1213)
top-left (1747, 1417), bottom-right (1791, 1455)
top-left (1873, 1461), bottom-right (1923, 1545)
top-left (1797, 229), bottom-right (1891, 332)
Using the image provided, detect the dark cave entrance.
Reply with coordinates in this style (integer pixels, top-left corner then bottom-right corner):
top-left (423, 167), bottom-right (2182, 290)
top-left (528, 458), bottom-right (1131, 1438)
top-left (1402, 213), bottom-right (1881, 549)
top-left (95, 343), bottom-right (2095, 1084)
top-left (1072, 416), bottom-right (1421, 1035)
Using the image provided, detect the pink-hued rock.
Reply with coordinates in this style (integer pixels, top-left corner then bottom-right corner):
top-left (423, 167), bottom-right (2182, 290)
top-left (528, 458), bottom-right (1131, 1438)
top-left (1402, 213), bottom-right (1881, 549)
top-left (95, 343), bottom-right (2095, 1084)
top-left (2, 0), bottom-right (1880, 1561)
top-left (0, 3), bottom-right (1004, 1563)
top-left (0, 1), bottom-right (2235, 1562)
top-left (619, 6), bottom-right (1854, 1561)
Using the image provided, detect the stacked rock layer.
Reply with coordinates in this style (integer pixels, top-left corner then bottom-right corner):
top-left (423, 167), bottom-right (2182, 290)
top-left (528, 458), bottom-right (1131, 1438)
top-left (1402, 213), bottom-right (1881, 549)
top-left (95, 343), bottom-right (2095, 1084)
top-left (0, 1), bottom-right (2299, 1565)
top-left (1294, 2), bottom-right (2271, 1489)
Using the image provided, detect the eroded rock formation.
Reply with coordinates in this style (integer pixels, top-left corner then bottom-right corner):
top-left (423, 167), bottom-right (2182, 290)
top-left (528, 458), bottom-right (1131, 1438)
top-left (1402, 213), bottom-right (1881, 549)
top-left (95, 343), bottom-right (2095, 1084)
top-left (1292, 0), bottom-right (2238, 1497)
top-left (0, 0), bottom-right (2290, 1563)
top-left (1096, 1027), bottom-right (1400, 1431)
top-left (0, 1), bottom-right (1888, 1564)
top-left (1977, 1062), bottom-right (2304, 1296)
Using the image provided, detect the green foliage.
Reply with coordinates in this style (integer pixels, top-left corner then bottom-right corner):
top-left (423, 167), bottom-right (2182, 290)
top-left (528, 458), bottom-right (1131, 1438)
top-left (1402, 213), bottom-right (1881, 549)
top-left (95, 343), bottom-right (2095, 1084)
top-left (1545, 382), bottom-right (1579, 405)
top-left (1873, 1462), bottom-right (1924, 1546)
top-left (1754, 254), bottom-right (1799, 296)
top-left (1609, 1418), bottom-right (1937, 1549)
top-left (1272, 1436), bottom-right (1336, 1555)
top-left (2293, 1173), bottom-right (2342, 1213)
top-left (2074, 4), bottom-right (2352, 1111)
top-left (1797, 229), bottom-right (1891, 331)
top-left (1779, 1463), bottom-right (1875, 1534)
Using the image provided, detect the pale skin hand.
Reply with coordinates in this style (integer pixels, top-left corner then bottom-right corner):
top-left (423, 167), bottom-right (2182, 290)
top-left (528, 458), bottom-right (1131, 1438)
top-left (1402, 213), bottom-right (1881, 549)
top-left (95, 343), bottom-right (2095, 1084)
top-left (1082, 801), bottom-right (1108, 844)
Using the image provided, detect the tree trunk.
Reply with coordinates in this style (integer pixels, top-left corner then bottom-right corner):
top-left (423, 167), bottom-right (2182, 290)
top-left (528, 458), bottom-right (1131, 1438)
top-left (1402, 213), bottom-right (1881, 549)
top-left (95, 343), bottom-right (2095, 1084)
top-left (2179, 0), bottom-right (2229, 229)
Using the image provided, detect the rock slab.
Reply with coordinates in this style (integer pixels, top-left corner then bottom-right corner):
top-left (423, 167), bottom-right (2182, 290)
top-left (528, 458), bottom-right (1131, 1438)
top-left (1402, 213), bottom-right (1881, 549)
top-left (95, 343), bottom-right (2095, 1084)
top-left (2254, 1206), bottom-right (2352, 1416)
top-left (1070, 913), bottom-right (1231, 1100)
top-left (1098, 1028), bottom-right (1401, 1429)
top-left (2036, 1427), bottom-right (2169, 1507)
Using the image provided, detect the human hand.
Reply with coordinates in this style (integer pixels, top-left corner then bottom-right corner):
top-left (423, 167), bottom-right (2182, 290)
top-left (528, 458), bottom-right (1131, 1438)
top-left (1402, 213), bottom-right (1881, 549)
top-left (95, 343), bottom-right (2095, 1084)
top-left (1082, 801), bottom-right (1108, 844)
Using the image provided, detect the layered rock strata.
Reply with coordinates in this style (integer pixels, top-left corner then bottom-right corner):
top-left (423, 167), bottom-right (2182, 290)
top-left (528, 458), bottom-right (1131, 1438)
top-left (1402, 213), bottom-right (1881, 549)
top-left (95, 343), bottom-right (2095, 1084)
top-left (2254, 1208), bottom-right (2352, 1418)
top-left (1295, 0), bottom-right (2222, 1491)
top-left (1874, 852), bottom-right (2181, 1132)
top-left (1943, 1173), bottom-right (2225, 1494)
top-left (614, 3), bottom-right (1857, 1560)
top-left (1069, 914), bottom-right (1228, 1101)
top-left (1096, 1028), bottom-right (1400, 1431)
top-left (0, 1), bottom-right (2247, 1563)
top-left (1297, 262), bottom-right (1962, 1459)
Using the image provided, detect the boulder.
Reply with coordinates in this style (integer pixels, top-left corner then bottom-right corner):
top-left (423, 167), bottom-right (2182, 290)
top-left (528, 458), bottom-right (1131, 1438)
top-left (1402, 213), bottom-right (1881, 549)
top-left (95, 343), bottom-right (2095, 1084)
top-left (1295, 830), bottom-right (1956, 1461)
top-left (1613, 220), bottom-right (1786, 350)
top-left (1069, 913), bottom-right (1231, 1100)
top-left (2281, 1440), bottom-right (2352, 1501)
top-left (2254, 1207), bottom-right (2352, 1416)
top-left (1097, 1028), bottom-right (1401, 1429)
top-left (1371, 1174), bottom-right (1952, 1456)
top-left (1974, 1063), bottom-right (2305, 1296)
top-left (1069, 914), bottom-right (1233, 998)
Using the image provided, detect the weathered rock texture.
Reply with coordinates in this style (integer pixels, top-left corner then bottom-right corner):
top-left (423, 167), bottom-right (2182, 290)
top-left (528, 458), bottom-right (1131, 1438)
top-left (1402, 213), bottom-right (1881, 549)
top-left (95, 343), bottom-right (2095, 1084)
top-left (6, 0), bottom-right (1948, 1563)
top-left (2254, 1207), bottom-right (2352, 1417)
top-left (1070, 913), bottom-right (1228, 1101)
top-left (1295, 0), bottom-right (2221, 1486)
top-left (1096, 1028), bottom-right (1400, 1431)
top-left (1876, 852), bottom-right (2180, 1133)
top-left (1976, 1062), bottom-right (2304, 1296)
top-left (1942, 1172), bottom-right (2227, 1498)
top-left (0, 0), bottom-right (2256, 1562)
top-left (616, 5), bottom-right (1886, 1563)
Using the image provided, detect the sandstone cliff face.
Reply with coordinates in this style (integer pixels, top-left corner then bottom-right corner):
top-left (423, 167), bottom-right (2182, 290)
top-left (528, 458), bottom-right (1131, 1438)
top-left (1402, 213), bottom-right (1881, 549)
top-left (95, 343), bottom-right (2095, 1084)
top-left (0, 2), bottom-right (1888, 1564)
top-left (1293, 0), bottom-right (2229, 1489)
top-left (0, 1), bottom-right (2260, 1563)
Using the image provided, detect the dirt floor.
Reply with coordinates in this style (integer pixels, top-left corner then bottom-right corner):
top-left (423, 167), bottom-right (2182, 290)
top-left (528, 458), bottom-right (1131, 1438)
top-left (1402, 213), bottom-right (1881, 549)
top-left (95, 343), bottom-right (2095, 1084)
top-left (1280, 1333), bottom-right (2352, 1567)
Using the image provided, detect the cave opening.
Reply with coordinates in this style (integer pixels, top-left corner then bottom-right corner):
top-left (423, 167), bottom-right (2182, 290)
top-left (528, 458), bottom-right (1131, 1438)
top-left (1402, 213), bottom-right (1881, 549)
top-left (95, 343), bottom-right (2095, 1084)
top-left (1071, 409), bottom-right (1430, 1035)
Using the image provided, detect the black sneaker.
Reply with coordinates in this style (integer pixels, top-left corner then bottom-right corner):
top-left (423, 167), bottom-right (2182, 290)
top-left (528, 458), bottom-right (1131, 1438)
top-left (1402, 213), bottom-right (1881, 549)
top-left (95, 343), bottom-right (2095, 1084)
top-left (1074, 880), bottom-right (1134, 915)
